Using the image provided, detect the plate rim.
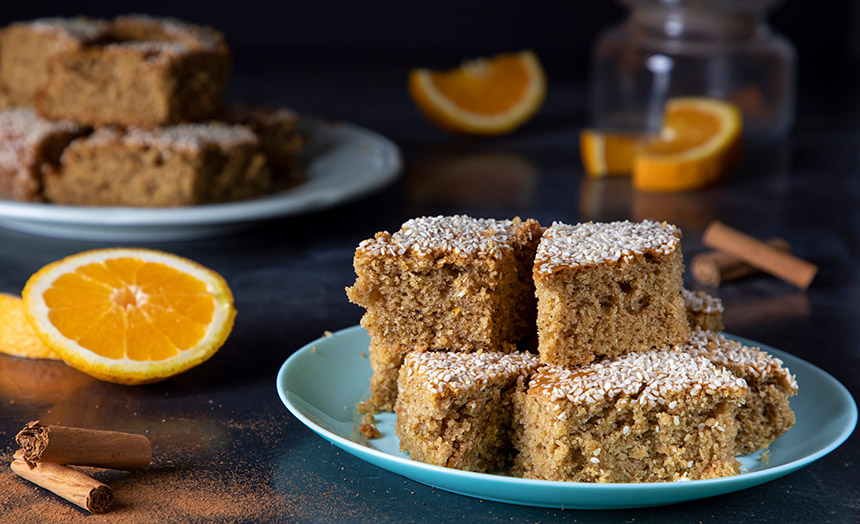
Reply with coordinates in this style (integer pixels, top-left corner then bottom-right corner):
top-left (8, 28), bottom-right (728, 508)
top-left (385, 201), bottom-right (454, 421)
top-left (276, 325), bottom-right (858, 508)
top-left (0, 117), bottom-right (401, 229)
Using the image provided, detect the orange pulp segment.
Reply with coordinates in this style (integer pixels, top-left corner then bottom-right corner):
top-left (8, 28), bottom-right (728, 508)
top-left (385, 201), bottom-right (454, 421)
top-left (409, 51), bottom-right (546, 135)
top-left (23, 248), bottom-right (235, 385)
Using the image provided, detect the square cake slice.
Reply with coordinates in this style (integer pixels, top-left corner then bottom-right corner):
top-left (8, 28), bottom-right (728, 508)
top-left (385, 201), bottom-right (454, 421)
top-left (534, 220), bottom-right (689, 367)
top-left (348, 215), bottom-right (542, 411)
top-left (394, 350), bottom-right (540, 472)
top-left (683, 328), bottom-right (797, 454)
top-left (35, 15), bottom-right (230, 127)
top-left (347, 215), bottom-right (543, 351)
top-left (0, 17), bottom-right (110, 106)
top-left (513, 349), bottom-right (747, 482)
top-left (43, 124), bottom-right (269, 206)
top-left (0, 108), bottom-right (87, 202)
top-left (222, 103), bottom-right (305, 189)
top-left (683, 288), bottom-right (725, 331)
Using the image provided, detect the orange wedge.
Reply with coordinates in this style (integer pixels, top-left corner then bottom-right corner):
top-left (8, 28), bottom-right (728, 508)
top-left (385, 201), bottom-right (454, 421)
top-left (22, 248), bottom-right (236, 385)
top-left (580, 130), bottom-right (648, 177)
top-left (0, 293), bottom-right (58, 360)
top-left (409, 50), bottom-right (546, 135)
top-left (634, 97), bottom-right (742, 192)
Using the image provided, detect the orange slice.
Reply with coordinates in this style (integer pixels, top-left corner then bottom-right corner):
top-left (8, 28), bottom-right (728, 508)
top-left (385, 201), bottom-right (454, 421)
top-left (22, 248), bottom-right (236, 385)
top-left (409, 50), bottom-right (546, 135)
top-left (0, 293), bottom-right (59, 360)
top-left (580, 130), bottom-right (648, 177)
top-left (634, 97), bottom-right (742, 192)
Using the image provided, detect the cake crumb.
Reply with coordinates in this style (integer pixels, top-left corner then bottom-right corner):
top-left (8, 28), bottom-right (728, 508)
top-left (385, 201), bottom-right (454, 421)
top-left (360, 423), bottom-right (381, 439)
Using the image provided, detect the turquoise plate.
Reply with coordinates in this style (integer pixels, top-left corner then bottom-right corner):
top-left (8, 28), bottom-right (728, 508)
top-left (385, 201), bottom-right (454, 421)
top-left (276, 325), bottom-right (857, 509)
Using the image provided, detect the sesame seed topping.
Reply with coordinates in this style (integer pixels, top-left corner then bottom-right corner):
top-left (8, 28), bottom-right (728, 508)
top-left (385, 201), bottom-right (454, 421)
top-left (357, 215), bottom-right (538, 260)
top-left (534, 220), bottom-right (680, 274)
top-left (590, 457), bottom-right (600, 464)
top-left (673, 416), bottom-right (680, 426)
top-left (687, 461), bottom-right (694, 468)
top-left (402, 350), bottom-right (540, 396)
top-left (682, 328), bottom-right (798, 393)
top-left (622, 425), bottom-right (630, 434)
top-left (683, 289), bottom-right (724, 314)
top-left (593, 448), bottom-right (601, 456)
top-left (531, 347), bottom-right (746, 407)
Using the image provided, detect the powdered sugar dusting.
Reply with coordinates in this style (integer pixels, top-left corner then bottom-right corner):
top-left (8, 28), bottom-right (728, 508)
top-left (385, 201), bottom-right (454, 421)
top-left (403, 351), bottom-right (540, 395)
top-left (26, 17), bottom-right (109, 43)
top-left (531, 348), bottom-right (747, 407)
top-left (357, 215), bottom-right (536, 259)
top-left (83, 124), bottom-right (257, 153)
top-left (535, 220), bottom-right (680, 274)
top-left (0, 108), bottom-right (84, 170)
top-left (114, 14), bottom-right (225, 51)
top-left (683, 328), bottom-right (797, 393)
top-left (683, 288), bottom-right (724, 314)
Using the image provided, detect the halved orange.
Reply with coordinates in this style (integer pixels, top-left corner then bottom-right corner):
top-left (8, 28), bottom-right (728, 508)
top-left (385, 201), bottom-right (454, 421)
top-left (22, 248), bottom-right (236, 385)
top-left (634, 97), bottom-right (742, 192)
top-left (409, 51), bottom-right (546, 135)
top-left (580, 130), bottom-right (648, 177)
top-left (0, 293), bottom-right (58, 360)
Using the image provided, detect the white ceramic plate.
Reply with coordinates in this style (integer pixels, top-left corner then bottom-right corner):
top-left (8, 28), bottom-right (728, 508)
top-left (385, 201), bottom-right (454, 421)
top-left (0, 118), bottom-right (401, 241)
top-left (277, 326), bottom-right (858, 509)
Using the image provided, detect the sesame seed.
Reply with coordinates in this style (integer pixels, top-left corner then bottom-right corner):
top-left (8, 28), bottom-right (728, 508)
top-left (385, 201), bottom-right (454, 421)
top-left (682, 328), bottom-right (797, 393)
top-left (402, 351), bottom-right (540, 396)
top-left (682, 288), bottom-right (724, 314)
top-left (593, 448), bottom-right (601, 456)
top-left (356, 215), bottom-right (539, 260)
top-left (534, 220), bottom-right (680, 274)
top-left (673, 416), bottom-right (680, 426)
top-left (531, 347), bottom-right (746, 408)
top-left (622, 425), bottom-right (630, 434)
top-left (590, 457), bottom-right (600, 464)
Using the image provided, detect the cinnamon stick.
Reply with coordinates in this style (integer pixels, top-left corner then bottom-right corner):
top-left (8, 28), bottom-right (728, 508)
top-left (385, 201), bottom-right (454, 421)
top-left (702, 221), bottom-right (818, 289)
top-left (691, 237), bottom-right (791, 286)
top-left (16, 421), bottom-right (151, 470)
top-left (11, 451), bottom-right (112, 513)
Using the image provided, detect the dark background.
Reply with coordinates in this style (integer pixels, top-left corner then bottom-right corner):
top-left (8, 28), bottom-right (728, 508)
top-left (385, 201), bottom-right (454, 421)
top-left (2, 1), bottom-right (858, 94)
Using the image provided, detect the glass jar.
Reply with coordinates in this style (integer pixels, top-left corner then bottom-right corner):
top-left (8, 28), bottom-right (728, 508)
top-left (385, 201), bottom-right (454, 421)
top-left (590, 0), bottom-right (796, 140)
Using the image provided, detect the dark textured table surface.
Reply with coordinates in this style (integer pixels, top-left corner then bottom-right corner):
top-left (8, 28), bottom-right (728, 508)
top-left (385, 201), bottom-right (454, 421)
top-left (0, 58), bottom-right (858, 523)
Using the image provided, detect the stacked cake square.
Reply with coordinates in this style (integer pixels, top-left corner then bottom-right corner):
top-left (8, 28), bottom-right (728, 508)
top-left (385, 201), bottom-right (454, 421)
top-left (347, 215), bottom-right (797, 482)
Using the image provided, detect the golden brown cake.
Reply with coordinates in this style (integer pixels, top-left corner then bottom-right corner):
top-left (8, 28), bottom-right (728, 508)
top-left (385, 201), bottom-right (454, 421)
top-left (0, 108), bottom-right (87, 202)
top-left (395, 350), bottom-right (540, 472)
top-left (683, 288), bottom-right (725, 331)
top-left (0, 17), bottom-right (110, 107)
top-left (43, 124), bottom-right (269, 206)
top-left (32, 15), bottom-right (230, 127)
top-left (222, 103), bottom-right (305, 188)
top-left (512, 348), bottom-right (747, 482)
top-left (347, 215), bottom-right (543, 411)
top-left (533, 220), bottom-right (689, 367)
top-left (683, 328), bottom-right (797, 454)
top-left (365, 339), bottom-right (410, 412)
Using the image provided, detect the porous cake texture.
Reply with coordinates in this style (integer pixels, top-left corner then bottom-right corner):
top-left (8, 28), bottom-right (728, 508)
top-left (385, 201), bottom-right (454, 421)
top-left (534, 220), bottom-right (689, 367)
top-left (366, 339), bottom-right (410, 412)
top-left (395, 350), bottom-right (540, 472)
top-left (683, 288), bottom-right (725, 331)
top-left (222, 103), bottom-right (305, 188)
top-left (0, 17), bottom-right (109, 106)
top-left (683, 328), bottom-right (797, 454)
top-left (43, 124), bottom-right (269, 206)
top-left (0, 108), bottom-right (87, 202)
top-left (347, 215), bottom-right (543, 410)
top-left (513, 349), bottom-right (747, 482)
top-left (30, 15), bottom-right (230, 127)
